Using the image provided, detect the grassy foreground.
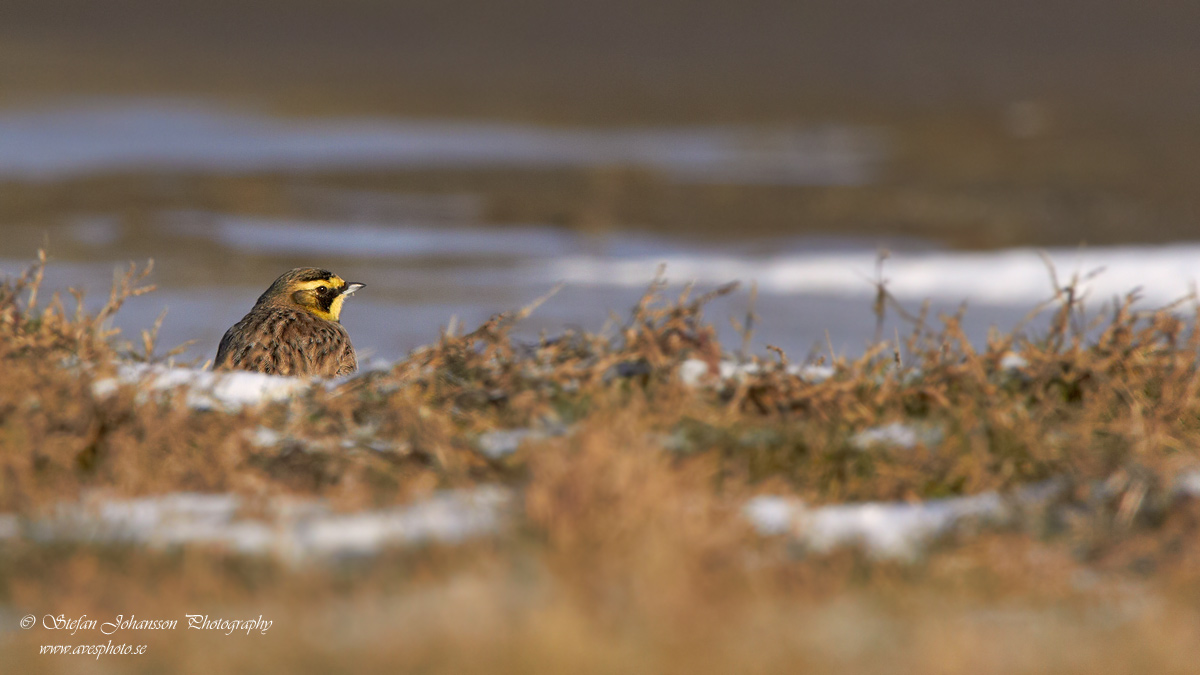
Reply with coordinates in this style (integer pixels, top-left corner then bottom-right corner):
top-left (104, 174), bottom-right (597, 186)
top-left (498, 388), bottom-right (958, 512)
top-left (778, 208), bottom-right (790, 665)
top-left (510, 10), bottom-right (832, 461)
top-left (3, 253), bottom-right (1200, 673)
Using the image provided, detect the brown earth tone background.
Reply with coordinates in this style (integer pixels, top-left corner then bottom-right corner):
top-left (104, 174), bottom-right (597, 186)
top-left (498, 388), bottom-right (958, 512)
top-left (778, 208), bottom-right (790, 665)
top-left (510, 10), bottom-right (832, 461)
top-left (2, 0), bottom-right (1200, 248)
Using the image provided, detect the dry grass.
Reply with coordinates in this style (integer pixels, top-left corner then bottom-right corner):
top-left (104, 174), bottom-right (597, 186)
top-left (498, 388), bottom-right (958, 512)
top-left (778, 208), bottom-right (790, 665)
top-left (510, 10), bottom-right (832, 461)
top-left (3, 252), bottom-right (1200, 672)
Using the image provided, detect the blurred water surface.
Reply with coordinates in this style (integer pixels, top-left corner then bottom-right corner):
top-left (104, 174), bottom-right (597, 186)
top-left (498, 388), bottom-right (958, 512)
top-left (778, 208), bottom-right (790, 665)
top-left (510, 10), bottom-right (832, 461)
top-left (0, 100), bottom-right (884, 185)
top-left (2, 100), bottom-right (1194, 365)
top-left (9, 212), bottom-right (1188, 367)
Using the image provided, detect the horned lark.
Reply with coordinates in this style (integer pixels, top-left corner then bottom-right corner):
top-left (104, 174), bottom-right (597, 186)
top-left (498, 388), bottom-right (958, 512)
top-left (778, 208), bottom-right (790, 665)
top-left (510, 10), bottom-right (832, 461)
top-left (214, 268), bottom-right (365, 377)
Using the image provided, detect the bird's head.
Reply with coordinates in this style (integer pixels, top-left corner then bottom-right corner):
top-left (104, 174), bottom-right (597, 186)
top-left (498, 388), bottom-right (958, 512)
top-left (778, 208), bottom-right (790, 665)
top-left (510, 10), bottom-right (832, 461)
top-left (257, 267), bottom-right (365, 322)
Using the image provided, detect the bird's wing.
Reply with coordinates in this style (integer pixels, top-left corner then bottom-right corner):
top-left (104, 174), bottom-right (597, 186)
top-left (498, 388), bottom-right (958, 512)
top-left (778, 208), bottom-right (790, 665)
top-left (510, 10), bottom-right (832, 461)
top-left (213, 315), bottom-right (266, 372)
top-left (213, 327), bottom-right (236, 370)
top-left (214, 311), bottom-right (285, 375)
top-left (335, 338), bottom-right (359, 377)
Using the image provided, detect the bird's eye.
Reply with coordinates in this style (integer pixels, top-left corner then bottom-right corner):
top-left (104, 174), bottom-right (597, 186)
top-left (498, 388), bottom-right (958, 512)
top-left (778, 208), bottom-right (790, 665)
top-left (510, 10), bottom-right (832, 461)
top-left (317, 286), bottom-right (328, 294)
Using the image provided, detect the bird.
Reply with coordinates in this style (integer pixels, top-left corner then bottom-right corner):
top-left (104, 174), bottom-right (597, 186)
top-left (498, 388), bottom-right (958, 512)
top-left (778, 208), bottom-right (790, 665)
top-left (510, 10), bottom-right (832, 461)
top-left (213, 267), bottom-right (365, 377)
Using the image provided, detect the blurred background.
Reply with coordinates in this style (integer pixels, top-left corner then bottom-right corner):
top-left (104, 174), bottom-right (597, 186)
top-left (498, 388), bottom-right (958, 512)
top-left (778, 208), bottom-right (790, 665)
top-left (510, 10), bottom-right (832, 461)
top-left (4, 0), bottom-right (1200, 362)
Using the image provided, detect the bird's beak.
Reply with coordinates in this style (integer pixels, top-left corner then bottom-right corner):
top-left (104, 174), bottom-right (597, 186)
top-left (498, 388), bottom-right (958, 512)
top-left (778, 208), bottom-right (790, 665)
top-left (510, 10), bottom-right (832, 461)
top-left (341, 282), bottom-right (366, 295)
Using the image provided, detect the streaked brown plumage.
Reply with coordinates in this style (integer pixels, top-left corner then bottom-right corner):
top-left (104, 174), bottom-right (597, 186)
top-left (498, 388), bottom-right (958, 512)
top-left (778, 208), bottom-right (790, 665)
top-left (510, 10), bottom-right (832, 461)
top-left (214, 267), bottom-right (365, 377)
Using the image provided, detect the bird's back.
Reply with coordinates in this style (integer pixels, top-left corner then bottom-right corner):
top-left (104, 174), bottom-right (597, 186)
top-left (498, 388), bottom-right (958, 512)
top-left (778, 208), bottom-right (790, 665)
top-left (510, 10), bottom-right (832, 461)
top-left (214, 305), bottom-right (357, 377)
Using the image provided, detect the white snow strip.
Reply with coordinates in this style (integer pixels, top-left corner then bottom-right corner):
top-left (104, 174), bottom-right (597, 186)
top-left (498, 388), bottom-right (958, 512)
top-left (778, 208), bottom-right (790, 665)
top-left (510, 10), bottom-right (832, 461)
top-left (296, 488), bottom-right (511, 556)
top-left (16, 488), bottom-right (512, 561)
top-left (541, 244), bottom-right (1200, 307)
top-left (1000, 352), bottom-right (1030, 371)
top-left (678, 359), bottom-right (767, 386)
top-left (678, 359), bottom-right (714, 386)
top-left (474, 424), bottom-right (571, 459)
top-left (797, 364), bottom-right (836, 383)
top-left (247, 426), bottom-right (284, 448)
top-left (679, 358), bottom-right (837, 387)
top-left (719, 361), bottom-right (762, 380)
top-left (92, 364), bottom-right (311, 411)
top-left (851, 422), bottom-right (943, 451)
top-left (742, 496), bottom-right (801, 536)
top-left (744, 492), bottom-right (1009, 560)
top-left (475, 429), bottom-right (541, 459)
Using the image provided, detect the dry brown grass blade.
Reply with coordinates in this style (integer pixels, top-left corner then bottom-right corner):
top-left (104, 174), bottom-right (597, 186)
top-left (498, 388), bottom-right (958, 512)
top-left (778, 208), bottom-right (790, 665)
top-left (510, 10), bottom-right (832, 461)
top-left (512, 281), bottom-right (565, 323)
top-left (135, 307), bottom-right (196, 363)
top-left (25, 249), bottom-right (47, 312)
top-left (766, 344), bottom-right (788, 367)
top-left (731, 281), bottom-right (759, 360)
top-left (95, 259), bottom-right (157, 337)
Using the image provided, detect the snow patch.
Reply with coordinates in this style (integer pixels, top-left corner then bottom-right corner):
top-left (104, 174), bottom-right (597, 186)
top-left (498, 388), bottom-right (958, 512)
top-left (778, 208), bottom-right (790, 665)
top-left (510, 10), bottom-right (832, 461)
top-left (1000, 352), bottom-right (1030, 371)
top-left (678, 359), bottom-right (714, 386)
top-left (297, 488), bottom-right (511, 556)
top-left (247, 426), bottom-right (284, 448)
top-left (474, 424), bottom-right (570, 459)
top-left (16, 488), bottom-right (512, 561)
top-left (742, 496), bottom-right (801, 536)
top-left (744, 492), bottom-right (1009, 560)
top-left (93, 364), bottom-right (311, 411)
top-left (851, 422), bottom-right (943, 451)
top-left (679, 358), bottom-right (837, 387)
top-left (796, 364), bottom-right (836, 383)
